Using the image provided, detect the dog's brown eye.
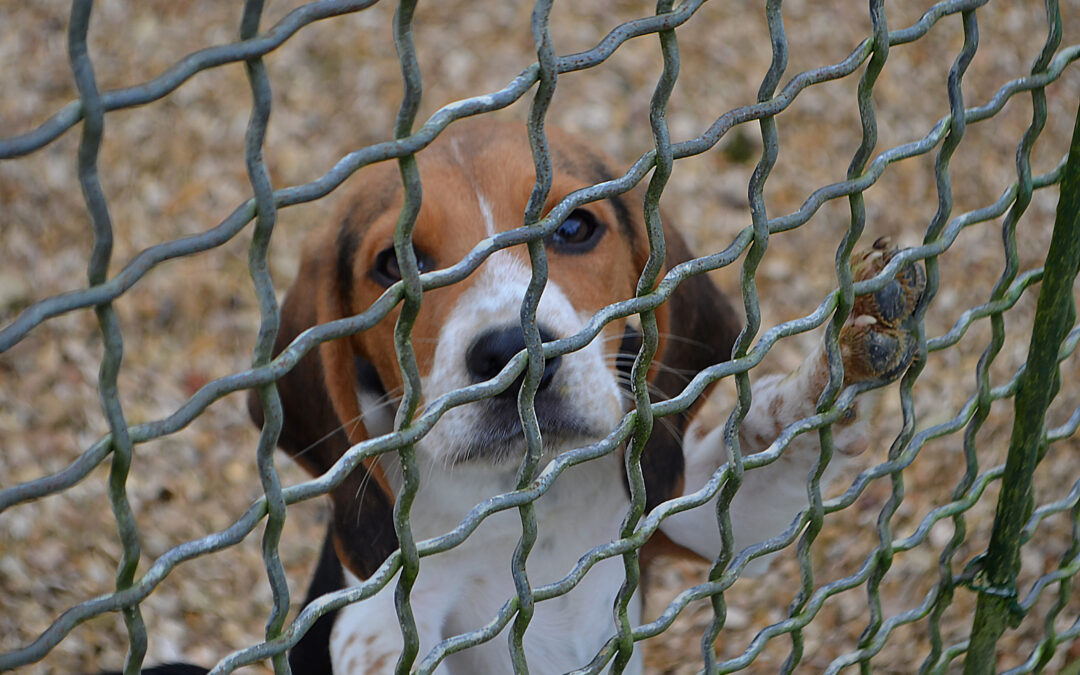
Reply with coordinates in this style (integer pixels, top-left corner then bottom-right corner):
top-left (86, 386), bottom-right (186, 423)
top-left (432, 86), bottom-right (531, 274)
top-left (371, 246), bottom-right (434, 287)
top-left (547, 209), bottom-right (604, 252)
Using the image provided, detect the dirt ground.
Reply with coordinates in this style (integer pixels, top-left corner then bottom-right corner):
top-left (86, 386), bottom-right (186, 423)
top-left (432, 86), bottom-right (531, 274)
top-left (2, 1), bottom-right (1080, 673)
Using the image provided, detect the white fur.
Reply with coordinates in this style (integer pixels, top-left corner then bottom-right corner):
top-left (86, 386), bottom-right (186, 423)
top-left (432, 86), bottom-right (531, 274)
top-left (333, 451), bottom-right (638, 674)
top-left (477, 193), bottom-right (497, 238)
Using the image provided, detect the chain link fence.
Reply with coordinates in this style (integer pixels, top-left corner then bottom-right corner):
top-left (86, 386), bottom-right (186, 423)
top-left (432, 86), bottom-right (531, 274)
top-left (1, 0), bottom-right (1079, 673)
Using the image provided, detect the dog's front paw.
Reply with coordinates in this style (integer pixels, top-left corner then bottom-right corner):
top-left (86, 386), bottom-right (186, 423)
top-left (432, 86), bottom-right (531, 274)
top-left (839, 238), bottom-right (926, 385)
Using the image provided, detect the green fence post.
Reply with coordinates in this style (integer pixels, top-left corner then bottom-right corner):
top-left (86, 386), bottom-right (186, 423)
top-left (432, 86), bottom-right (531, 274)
top-left (963, 95), bottom-right (1080, 673)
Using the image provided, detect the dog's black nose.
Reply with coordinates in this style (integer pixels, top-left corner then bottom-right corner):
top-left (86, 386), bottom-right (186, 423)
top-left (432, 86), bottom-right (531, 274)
top-left (465, 325), bottom-right (561, 397)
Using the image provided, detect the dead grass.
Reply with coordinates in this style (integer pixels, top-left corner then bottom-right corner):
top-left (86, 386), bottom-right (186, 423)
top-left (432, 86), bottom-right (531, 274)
top-left (1, 1), bottom-right (1079, 673)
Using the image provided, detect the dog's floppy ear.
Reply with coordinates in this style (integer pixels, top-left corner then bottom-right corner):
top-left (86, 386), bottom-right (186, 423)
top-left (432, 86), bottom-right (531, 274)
top-left (637, 218), bottom-right (742, 511)
top-left (246, 234), bottom-right (398, 580)
top-left (654, 222), bottom-right (742, 402)
top-left (246, 239), bottom-right (346, 478)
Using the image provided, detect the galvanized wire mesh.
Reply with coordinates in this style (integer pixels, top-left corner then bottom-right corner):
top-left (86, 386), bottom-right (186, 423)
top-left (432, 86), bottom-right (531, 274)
top-left (1, 1), bottom-right (1079, 673)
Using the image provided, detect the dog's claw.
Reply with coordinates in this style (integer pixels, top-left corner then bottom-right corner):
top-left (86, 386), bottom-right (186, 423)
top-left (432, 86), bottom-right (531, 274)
top-left (841, 240), bottom-right (925, 384)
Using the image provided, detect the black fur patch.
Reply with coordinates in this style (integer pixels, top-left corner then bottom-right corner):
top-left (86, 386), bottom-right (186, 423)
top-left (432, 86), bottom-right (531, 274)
top-left (335, 226), bottom-right (359, 310)
top-left (587, 156), bottom-right (637, 240)
top-left (288, 524), bottom-right (345, 675)
top-left (95, 664), bottom-right (209, 675)
top-left (333, 176), bottom-right (401, 311)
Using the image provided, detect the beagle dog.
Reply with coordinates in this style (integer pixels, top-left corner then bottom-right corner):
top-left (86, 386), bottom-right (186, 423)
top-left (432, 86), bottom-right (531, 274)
top-left (123, 120), bottom-right (924, 675)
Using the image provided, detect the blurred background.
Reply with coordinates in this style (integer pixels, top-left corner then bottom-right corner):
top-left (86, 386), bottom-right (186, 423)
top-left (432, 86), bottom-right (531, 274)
top-left (1, 1), bottom-right (1079, 672)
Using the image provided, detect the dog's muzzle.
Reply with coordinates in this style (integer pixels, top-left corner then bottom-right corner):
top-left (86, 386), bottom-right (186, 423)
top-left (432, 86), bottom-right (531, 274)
top-left (454, 324), bottom-right (601, 462)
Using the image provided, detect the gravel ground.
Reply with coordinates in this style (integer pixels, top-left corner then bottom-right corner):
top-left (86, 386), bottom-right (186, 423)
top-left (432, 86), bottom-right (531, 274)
top-left (2, 1), bottom-right (1080, 673)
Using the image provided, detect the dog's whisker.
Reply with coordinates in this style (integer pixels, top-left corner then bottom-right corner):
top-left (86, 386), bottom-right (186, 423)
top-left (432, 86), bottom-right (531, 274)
top-left (613, 378), bottom-right (685, 444)
top-left (604, 354), bottom-right (697, 377)
top-left (291, 387), bottom-right (404, 462)
top-left (595, 329), bottom-right (721, 355)
top-left (352, 464), bottom-right (377, 529)
top-left (603, 353), bottom-right (698, 383)
top-left (656, 331), bottom-right (721, 352)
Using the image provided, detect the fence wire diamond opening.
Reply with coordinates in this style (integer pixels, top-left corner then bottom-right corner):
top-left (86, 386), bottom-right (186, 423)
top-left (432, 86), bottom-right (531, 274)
top-left (1, 0), bottom-right (1079, 673)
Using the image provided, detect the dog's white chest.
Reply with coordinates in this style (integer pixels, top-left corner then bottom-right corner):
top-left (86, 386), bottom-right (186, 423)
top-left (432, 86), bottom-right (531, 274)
top-left (330, 451), bottom-right (641, 674)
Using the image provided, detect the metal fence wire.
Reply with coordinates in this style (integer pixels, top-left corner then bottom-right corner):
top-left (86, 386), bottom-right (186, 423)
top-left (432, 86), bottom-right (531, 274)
top-left (1, 0), bottom-right (1080, 673)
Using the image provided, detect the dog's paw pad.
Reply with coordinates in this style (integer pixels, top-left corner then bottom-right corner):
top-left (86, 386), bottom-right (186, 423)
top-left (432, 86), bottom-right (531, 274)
top-left (841, 239), bottom-right (924, 384)
top-left (840, 323), bottom-right (918, 382)
top-left (871, 278), bottom-right (909, 324)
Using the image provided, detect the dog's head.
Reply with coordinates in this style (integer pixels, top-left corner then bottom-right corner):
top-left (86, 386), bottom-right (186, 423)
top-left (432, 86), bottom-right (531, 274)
top-left (250, 120), bottom-right (739, 577)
